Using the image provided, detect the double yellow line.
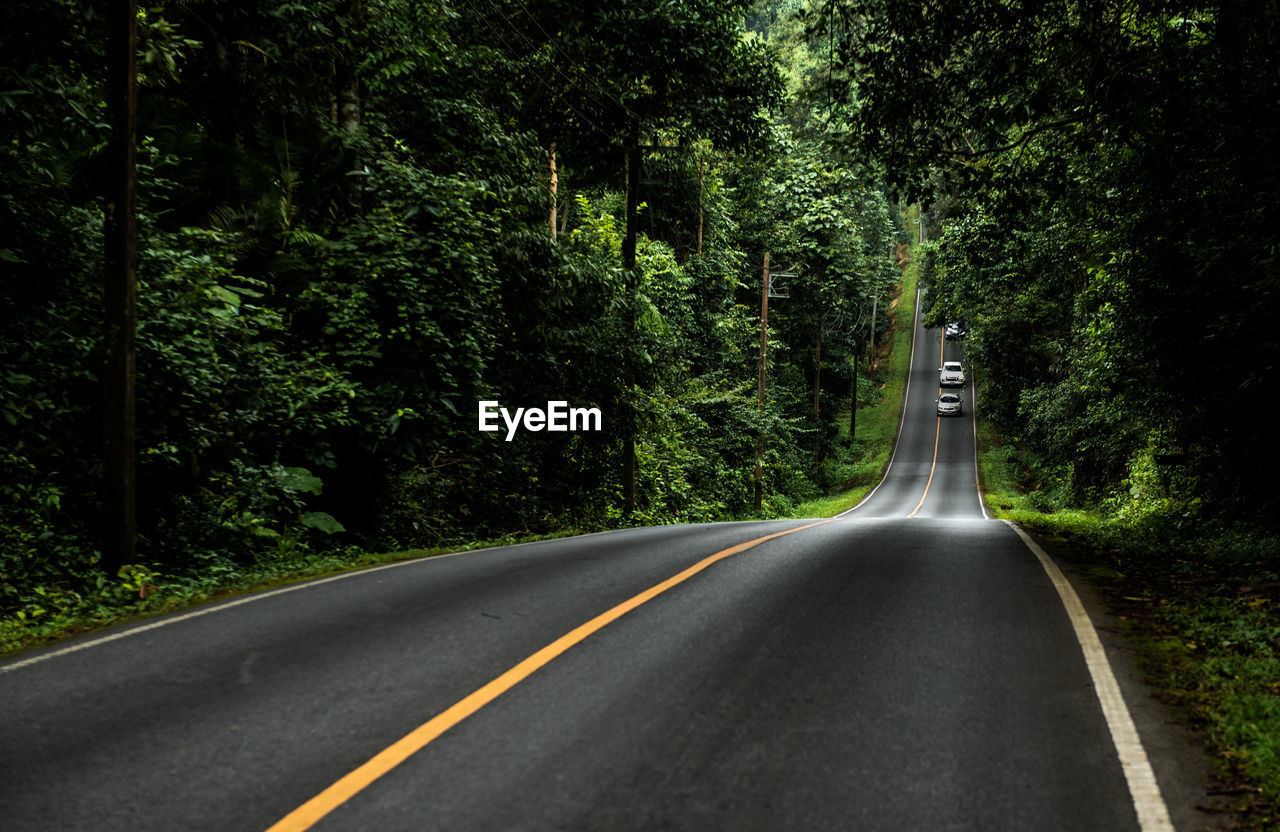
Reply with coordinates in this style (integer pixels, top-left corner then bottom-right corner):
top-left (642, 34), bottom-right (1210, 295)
top-left (266, 516), bottom-right (840, 831)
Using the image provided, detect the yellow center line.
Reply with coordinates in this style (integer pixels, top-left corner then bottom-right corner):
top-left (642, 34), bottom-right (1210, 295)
top-left (907, 410), bottom-right (941, 518)
top-left (908, 332), bottom-right (948, 518)
top-left (265, 516), bottom-right (839, 832)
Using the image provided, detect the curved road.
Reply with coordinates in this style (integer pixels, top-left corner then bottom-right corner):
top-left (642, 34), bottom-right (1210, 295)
top-left (2, 294), bottom-right (1180, 831)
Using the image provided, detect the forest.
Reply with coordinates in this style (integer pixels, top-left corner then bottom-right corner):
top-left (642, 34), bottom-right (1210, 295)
top-left (830, 0), bottom-right (1280, 547)
top-left (823, 0), bottom-right (1280, 805)
top-left (1, 0), bottom-right (905, 620)
top-left (4, 0), bottom-right (1279, 619)
top-left (5, 0), bottom-right (1280, 816)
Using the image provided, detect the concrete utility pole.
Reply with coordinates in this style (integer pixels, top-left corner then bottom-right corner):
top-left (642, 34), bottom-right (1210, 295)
top-left (103, 0), bottom-right (138, 572)
top-left (868, 294), bottom-right (878, 376)
top-left (850, 342), bottom-right (859, 438)
top-left (754, 252), bottom-right (770, 513)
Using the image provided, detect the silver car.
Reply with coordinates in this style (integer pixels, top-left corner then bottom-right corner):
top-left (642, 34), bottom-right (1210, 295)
top-left (939, 361), bottom-right (965, 387)
top-left (937, 393), bottom-right (963, 416)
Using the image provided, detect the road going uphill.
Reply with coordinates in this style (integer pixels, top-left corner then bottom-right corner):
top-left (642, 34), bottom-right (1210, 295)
top-left (1, 289), bottom-right (1177, 831)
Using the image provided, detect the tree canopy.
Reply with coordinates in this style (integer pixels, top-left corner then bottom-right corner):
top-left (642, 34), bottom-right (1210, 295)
top-left (811, 0), bottom-right (1280, 528)
top-left (0, 0), bottom-right (902, 611)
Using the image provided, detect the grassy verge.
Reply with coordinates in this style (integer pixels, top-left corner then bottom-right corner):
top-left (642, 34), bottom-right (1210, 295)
top-left (0, 526), bottom-right (592, 658)
top-left (3, 246), bottom-right (921, 656)
top-left (791, 252), bottom-right (917, 518)
top-left (976, 416), bottom-right (1280, 827)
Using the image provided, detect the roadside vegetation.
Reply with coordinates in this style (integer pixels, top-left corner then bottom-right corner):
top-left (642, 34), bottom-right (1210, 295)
top-left (1, 1), bottom-right (906, 654)
top-left (798, 0), bottom-right (1277, 823)
top-left (977, 420), bottom-right (1280, 826)
top-left (791, 244), bottom-right (917, 518)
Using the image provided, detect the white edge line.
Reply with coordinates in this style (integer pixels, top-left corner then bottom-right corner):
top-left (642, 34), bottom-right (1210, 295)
top-left (0, 554), bottom-right (459, 674)
top-left (835, 284), bottom-right (921, 519)
top-left (0, 525), bottom-right (643, 675)
top-left (1002, 520), bottom-right (1174, 832)
top-left (971, 372), bottom-right (989, 519)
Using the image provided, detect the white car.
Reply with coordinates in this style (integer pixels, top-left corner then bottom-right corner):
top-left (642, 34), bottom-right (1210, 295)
top-left (939, 361), bottom-right (965, 387)
top-left (937, 393), bottom-right (963, 416)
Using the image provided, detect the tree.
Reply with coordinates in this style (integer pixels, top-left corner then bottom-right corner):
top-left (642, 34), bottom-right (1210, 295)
top-left (812, 0), bottom-right (1280, 523)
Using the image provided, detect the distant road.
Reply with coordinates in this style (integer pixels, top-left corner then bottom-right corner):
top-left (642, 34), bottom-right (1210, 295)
top-left (0, 293), bottom-right (1172, 831)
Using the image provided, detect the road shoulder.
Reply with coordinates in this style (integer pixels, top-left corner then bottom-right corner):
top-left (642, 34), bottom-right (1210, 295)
top-left (1019, 525), bottom-right (1239, 831)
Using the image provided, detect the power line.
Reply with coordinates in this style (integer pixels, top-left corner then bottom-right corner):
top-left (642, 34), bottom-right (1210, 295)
top-left (508, 1), bottom-right (639, 122)
top-left (468, 0), bottom-right (635, 128)
top-left (455, 0), bottom-right (617, 142)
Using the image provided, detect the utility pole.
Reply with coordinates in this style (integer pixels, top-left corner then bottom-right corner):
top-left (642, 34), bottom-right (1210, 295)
top-left (850, 341), bottom-right (859, 438)
top-left (622, 128), bottom-right (640, 517)
top-left (103, 0), bottom-right (138, 572)
top-left (868, 294), bottom-right (877, 376)
top-left (754, 251), bottom-right (770, 513)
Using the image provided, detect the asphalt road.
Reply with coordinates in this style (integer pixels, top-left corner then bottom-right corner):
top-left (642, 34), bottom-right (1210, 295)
top-left (1, 295), bottom-right (1184, 831)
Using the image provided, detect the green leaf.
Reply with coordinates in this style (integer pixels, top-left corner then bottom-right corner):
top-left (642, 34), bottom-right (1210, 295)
top-left (281, 466), bottom-right (323, 495)
top-left (301, 511), bottom-right (346, 535)
top-left (211, 285), bottom-right (241, 308)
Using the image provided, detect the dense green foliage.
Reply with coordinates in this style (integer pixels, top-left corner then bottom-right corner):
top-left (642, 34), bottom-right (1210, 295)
top-left (978, 419), bottom-right (1280, 818)
top-left (814, 0), bottom-right (1280, 534)
top-left (0, 1), bottom-right (901, 622)
top-left (791, 248), bottom-right (916, 518)
top-left (814, 0), bottom-right (1280, 811)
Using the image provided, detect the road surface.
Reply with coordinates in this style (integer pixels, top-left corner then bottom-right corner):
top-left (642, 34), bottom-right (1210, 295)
top-left (1, 291), bottom-right (1183, 830)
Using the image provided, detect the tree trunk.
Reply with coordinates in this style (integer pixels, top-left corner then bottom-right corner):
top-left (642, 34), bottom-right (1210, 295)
top-left (696, 152), bottom-right (705, 255)
top-left (103, 0), bottom-right (139, 572)
top-left (754, 252), bottom-right (770, 513)
top-left (813, 327), bottom-right (823, 417)
top-left (623, 128), bottom-right (640, 517)
top-left (813, 325), bottom-right (822, 466)
top-left (549, 142), bottom-right (558, 238)
top-left (335, 1), bottom-right (361, 134)
top-left (336, 71), bottom-right (360, 132)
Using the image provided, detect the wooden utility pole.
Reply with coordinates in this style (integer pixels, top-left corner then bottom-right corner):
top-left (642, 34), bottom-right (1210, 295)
top-left (754, 252), bottom-right (770, 513)
top-left (104, 0), bottom-right (139, 572)
top-left (622, 130), bottom-right (640, 517)
top-left (549, 142), bottom-right (558, 238)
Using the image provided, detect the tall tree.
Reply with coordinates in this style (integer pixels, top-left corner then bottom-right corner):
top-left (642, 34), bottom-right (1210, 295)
top-left (103, 0), bottom-right (139, 571)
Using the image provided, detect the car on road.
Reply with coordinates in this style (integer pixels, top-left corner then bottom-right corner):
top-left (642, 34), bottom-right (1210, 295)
top-left (939, 361), bottom-right (965, 387)
top-left (936, 393), bottom-right (963, 416)
top-left (944, 321), bottom-right (967, 339)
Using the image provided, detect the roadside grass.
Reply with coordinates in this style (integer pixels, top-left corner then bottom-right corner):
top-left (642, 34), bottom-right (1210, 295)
top-left (2, 249), bottom-right (923, 656)
top-left (976, 415), bottom-right (1280, 827)
top-left (790, 253), bottom-right (917, 519)
top-left (0, 527), bottom-right (590, 658)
